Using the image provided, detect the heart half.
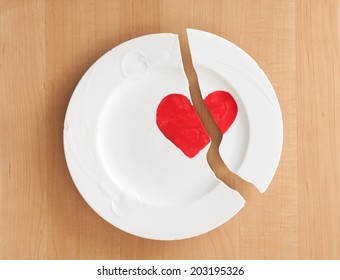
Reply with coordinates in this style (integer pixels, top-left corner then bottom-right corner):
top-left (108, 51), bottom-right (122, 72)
top-left (156, 91), bottom-right (238, 158)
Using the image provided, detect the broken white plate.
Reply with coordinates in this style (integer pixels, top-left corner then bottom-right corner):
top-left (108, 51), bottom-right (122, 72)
top-left (64, 29), bottom-right (283, 240)
top-left (188, 29), bottom-right (283, 193)
top-left (64, 32), bottom-right (245, 240)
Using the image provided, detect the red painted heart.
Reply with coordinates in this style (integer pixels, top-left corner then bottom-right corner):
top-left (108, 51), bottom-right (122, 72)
top-left (156, 91), bottom-right (238, 158)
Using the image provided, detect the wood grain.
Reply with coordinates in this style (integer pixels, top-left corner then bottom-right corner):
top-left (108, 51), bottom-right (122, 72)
top-left (0, 0), bottom-right (339, 259)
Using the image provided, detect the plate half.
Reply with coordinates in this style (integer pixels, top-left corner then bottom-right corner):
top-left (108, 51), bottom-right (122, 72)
top-left (64, 33), bottom-right (245, 240)
top-left (188, 29), bottom-right (283, 192)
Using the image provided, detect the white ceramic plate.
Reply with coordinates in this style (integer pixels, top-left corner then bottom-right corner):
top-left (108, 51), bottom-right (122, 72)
top-left (187, 29), bottom-right (283, 192)
top-left (64, 30), bottom-right (282, 240)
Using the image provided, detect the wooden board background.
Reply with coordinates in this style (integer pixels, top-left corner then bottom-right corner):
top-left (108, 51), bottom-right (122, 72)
top-left (1, 0), bottom-right (339, 259)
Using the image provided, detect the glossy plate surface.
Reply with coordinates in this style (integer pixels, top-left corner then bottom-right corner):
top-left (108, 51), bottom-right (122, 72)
top-left (64, 30), bottom-right (282, 240)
